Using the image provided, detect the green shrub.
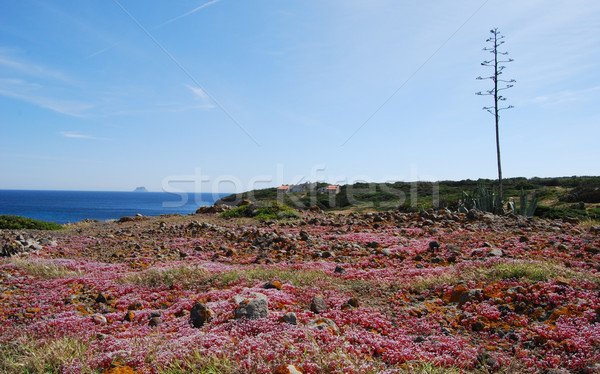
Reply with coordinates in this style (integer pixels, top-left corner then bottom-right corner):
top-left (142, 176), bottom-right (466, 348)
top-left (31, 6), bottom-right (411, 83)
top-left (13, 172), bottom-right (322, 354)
top-left (219, 205), bottom-right (252, 219)
top-left (534, 205), bottom-right (600, 220)
top-left (559, 185), bottom-right (600, 203)
top-left (0, 215), bottom-right (63, 230)
top-left (220, 201), bottom-right (300, 221)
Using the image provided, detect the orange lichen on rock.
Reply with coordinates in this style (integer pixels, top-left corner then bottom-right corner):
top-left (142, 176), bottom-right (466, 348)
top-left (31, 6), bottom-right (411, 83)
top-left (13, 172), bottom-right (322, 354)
top-left (102, 364), bottom-right (137, 374)
top-left (448, 284), bottom-right (468, 303)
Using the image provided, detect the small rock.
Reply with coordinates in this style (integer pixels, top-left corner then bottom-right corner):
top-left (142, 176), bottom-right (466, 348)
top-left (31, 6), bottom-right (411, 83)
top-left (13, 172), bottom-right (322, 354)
top-left (225, 248), bottom-right (237, 257)
top-left (128, 302), bottom-right (143, 311)
top-left (235, 296), bottom-right (269, 320)
top-left (470, 249), bottom-right (483, 257)
top-left (340, 303), bottom-right (352, 311)
top-left (148, 316), bottom-right (162, 327)
top-left (91, 314), bottom-right (107, 325)
top-left (280, 312), bottom-right (297, 325)
top-left (310, 295), bottom-right (327, 314)
top-left (273, 364), bottom-right (303, 374)
top-left (477, 352), bottom-right (497, 368)
top-left (563, 216), bottom-right (579, 224)
top-left (299, 230), bottom-right (310, 241)
top-left (95, 292), bottom-right (108, 304)
top-left (413, 336), bottom-right (426, 343)
top-left (190, 303), bottom-right (214, 328)
top-left (428, 241), bottom-right (440, 251)
top-left (507, 286), bottom-right (526, 296)
top-left (347, 297), bottom-right (359, 308)
top-left (472, 320), bottom-right (486, 332)
top-left (467, 209), bottom-right (481, 220)
top-left (263, 280), bottom-right (283, 290)
top-left (333, 265), bottom-right (345, 274)
top-left (307, 317), bottom-right (340, 334)
top-left (123, 311), bottom-right (134, 322)
top-left (488, 248), bottom-right (503, 257)
top-left (449, 284), bottom-right (468, 303)
top-left (542, 369), bottom-right (570, 374)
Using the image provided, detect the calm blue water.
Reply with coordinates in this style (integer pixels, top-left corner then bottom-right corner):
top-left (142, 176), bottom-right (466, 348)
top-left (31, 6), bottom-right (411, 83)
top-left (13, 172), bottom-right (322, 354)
top-left (0, 190), bottom-right (229, 224)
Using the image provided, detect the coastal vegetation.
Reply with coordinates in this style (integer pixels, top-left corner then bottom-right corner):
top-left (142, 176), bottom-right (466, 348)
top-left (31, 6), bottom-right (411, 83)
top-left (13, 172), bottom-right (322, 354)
top-left (220, 200), bottom-right (301, 221)
top-left (219, 176), bottom-right (600, 221)
top-left (0, 215), bottom-right (63, 230)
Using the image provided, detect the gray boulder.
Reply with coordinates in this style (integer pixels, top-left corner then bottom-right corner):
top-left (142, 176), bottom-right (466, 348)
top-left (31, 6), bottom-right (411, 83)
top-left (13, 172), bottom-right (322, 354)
top-left (310, 295), bottom-right (327, 314)
top-left (234, 294), bottom-right (268, 320)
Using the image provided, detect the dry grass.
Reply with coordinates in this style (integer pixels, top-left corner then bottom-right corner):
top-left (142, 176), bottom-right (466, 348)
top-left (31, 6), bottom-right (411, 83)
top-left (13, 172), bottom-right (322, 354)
top-left (8, 256), bottom-right (82, 279)
top-left (158, 352), bottom-right (235, 374)
top-left (120, 264), bottom-right (338, 289)
top-left (120, 264), bottom-right (209, 288)
top-left (579, 218), bottom-right (600, 229)
top-left (0, 336), bottom-right (96, 374)
top-left (411, 260), bottom-right (599, 292)
top-left (216, 267), bottom-right (337, 287)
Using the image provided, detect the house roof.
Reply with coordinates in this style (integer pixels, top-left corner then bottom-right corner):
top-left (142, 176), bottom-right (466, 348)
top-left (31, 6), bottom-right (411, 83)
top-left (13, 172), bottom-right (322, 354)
top-left (326, 185), bottom-right (340, 189)
top-left (277, 185), bottom-right (290, 190)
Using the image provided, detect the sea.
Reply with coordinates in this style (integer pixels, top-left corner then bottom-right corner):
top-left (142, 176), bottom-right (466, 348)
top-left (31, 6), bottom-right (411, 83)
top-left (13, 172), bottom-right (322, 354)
top-left (0, 190), bottom-right (229, 224)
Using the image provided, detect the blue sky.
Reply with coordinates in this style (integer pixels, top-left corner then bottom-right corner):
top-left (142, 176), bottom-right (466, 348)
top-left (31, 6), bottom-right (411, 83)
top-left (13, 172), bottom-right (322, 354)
top-left (1, 0), bottom-right (599, 192)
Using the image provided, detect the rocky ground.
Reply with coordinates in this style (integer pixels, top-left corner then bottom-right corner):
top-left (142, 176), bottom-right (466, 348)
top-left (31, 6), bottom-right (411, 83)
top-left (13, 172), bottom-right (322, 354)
top-left (1, 209), bottom-right (599, 374)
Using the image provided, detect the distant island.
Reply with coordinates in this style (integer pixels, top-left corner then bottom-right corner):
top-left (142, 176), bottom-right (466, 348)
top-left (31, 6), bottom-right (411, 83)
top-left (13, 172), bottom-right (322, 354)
top-left (133, 186), bottom-right (148, 192)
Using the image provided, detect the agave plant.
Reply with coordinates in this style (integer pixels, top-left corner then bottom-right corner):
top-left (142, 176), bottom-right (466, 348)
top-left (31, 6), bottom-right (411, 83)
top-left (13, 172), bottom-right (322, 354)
top-left (508, 189), bottom-right (538, 217)
top-left (458, 185), bottom-right (504, 215)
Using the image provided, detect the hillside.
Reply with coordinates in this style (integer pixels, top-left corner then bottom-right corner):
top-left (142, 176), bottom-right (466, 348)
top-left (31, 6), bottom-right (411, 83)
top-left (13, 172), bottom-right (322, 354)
top-left (217, 176), bottom-right (600, 221)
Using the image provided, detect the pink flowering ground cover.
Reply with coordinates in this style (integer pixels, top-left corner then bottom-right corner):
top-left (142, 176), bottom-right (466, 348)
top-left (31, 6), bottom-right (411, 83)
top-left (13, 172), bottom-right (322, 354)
top-left (1, 210), bottom-right (599, 373)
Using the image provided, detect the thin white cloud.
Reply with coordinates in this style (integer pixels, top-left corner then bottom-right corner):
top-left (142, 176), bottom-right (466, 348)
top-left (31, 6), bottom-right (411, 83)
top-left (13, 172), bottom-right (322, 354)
top-left (158, 0), bottom-right (222, 28)
top-left (185, 84), bottom-right (215, 109)
top-left (86, 43), bottom-right (120, 59)
top-left (0, 55), bottom-right (70, 82)
top-left (0, 77), bottom-right (93, 117)
top-left (60, 132), bottom-right (93, 139)
top-left (0, 78), bottom-right (42, 90)
top-left (87, 2), bottom-right (206, 59)
top-left (60, 131), bottom-right (109, 140)
top-left (186, 84), bottom-right (209, 100)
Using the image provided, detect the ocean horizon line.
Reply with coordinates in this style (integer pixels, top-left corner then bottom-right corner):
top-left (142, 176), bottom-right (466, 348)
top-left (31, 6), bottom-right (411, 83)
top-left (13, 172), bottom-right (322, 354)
top-left (0, 188), bottom-right (236, 194)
